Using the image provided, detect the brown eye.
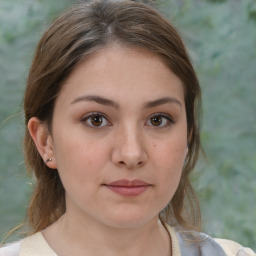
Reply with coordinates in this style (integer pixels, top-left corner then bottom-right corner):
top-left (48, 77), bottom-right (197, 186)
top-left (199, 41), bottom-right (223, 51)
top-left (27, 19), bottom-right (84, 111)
top-left (91, 115), bottom-right (103, 126)
top-left (150, 115), bottom-right (162, 126)
top-left (146, 114), bottom-right (173, 128)
top-left (82, 113), bottom-right (110, 128)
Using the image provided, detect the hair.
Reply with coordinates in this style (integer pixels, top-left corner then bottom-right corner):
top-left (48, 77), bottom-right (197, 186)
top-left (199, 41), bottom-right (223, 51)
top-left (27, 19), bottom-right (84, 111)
top-left (23, 0), bottom-right (202, 234)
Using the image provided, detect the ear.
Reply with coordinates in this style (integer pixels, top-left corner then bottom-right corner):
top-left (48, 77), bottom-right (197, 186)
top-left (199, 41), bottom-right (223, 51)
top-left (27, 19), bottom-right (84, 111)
top-left (27, 117), bottom-right (57, 169)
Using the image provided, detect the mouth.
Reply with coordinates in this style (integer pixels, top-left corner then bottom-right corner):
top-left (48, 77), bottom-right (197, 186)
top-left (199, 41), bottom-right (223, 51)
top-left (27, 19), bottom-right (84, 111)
top-left (103, 179), bottom-right (152, 196)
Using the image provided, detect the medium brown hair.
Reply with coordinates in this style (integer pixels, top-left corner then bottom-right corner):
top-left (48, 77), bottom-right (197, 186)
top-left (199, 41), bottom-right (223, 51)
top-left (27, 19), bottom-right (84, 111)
top-left (23, 0), bottom-right (201, 234)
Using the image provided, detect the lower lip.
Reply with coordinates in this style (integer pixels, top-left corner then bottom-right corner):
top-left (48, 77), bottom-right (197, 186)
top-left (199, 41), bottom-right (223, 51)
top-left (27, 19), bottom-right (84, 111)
top-left (105, 185), bottom-right (150, 196)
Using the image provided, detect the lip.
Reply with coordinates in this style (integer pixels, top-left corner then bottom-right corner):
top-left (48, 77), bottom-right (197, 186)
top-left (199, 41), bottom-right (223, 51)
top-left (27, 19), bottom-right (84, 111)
top-left (104, 179), bottom-right (151, 196)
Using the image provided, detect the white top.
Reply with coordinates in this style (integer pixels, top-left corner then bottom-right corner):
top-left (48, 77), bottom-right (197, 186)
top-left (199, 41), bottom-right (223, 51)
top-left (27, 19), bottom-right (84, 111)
top-left (0, 226), bottom-right (255, 256)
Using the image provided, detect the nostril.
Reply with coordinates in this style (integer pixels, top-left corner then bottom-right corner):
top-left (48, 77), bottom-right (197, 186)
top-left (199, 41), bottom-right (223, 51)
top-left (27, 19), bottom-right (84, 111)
top-left (117, 160), bottom-right (144, 167)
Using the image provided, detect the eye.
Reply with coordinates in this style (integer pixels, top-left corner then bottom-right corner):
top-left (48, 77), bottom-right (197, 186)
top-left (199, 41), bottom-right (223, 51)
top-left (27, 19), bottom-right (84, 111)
top-left (146, 114), bottom-right (174, 128)
top-left (81, 113), bottom-right (111, 128)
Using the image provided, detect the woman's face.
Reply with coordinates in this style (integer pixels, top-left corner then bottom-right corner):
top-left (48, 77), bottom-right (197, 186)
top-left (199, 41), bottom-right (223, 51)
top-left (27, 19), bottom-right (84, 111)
top-left (50, 45), bottom-right (188, 228)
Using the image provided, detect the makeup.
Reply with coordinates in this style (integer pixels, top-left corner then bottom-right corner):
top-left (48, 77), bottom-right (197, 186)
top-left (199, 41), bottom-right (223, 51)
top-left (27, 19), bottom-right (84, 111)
top-left (104, 179), bottom-right (151, 196)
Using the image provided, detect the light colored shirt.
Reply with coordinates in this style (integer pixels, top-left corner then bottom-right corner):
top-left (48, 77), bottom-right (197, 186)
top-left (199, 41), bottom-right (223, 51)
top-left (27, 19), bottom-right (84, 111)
top-left (0, 226), bottom-right (255, 256)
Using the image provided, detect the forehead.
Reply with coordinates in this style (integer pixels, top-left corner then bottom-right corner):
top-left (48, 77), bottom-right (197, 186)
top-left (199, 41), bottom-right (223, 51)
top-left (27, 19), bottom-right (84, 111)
top-left (57, 45), bottom-right (185, 107)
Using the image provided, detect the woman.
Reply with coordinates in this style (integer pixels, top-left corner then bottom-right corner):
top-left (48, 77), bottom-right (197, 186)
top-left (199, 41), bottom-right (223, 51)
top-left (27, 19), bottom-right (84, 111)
top-left (0, 0), bottom-right (255, 255)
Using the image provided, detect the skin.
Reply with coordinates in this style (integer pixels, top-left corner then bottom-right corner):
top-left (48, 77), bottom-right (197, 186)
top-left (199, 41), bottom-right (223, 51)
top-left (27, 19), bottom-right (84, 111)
top-left (28, 45), bottom-right (188, 256)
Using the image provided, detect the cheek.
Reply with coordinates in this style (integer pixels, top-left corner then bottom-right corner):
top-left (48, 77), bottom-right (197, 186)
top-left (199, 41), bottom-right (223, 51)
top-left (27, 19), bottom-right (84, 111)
top-left (149, 141), bottom-right (186, 211)
top-left (153, 140), bottom-right (187, 187)
top-left (155, 140), bottom-right (187, 168)
top-left (53, 135), bottom-right (106, 184)
top-left (55, 129), bottom-right (108, 166)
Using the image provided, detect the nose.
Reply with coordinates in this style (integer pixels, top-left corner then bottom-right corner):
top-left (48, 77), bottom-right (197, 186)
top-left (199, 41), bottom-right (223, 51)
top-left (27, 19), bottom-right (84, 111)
top-left (111, 125), bottom-right (148, 169)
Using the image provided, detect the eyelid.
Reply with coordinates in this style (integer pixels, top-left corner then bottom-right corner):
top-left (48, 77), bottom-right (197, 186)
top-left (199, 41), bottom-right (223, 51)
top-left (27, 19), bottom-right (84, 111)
top-left (152, 113), bottom-right (174, 122)
top-left (80, 112), bottom-right (112, 128)
top-left (146, 113), bottom-right (174, 128)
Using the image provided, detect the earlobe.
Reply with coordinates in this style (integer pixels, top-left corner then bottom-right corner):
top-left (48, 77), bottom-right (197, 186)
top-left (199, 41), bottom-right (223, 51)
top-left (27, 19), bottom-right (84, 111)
top-left (27, 117), bottom-right (57, 169)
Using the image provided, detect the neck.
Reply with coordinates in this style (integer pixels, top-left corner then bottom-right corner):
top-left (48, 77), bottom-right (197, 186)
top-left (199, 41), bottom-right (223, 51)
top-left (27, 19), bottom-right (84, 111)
top-left (43, 212), bottom-right (171, 256)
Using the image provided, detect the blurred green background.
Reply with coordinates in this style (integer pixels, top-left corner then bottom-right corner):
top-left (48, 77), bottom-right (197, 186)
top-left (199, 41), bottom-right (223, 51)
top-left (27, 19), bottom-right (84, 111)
top-left (0, 0), bottom-right (255, 250)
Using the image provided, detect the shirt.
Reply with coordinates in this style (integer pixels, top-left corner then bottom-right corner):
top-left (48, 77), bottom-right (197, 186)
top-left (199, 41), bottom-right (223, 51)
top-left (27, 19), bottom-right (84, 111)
top-left (0, 225), bottom-right (255, 256)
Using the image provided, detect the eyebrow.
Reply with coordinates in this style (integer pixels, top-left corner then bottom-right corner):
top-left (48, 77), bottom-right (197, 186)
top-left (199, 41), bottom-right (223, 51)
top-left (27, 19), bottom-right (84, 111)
top-left (71, 95), bottom-right (119, 109)
top-left (143, 97), bottom-right (182, 109)
top-left (71, 95), bottom-right (182, 109)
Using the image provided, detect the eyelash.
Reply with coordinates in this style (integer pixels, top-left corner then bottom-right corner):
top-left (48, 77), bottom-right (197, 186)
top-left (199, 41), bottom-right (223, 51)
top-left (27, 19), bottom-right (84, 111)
top-left (80, 112), bottom-right (174, 128)
top-left (81, 112), bottom-right (111, 128)
top-left (146, 113), bottom-right (174, 128)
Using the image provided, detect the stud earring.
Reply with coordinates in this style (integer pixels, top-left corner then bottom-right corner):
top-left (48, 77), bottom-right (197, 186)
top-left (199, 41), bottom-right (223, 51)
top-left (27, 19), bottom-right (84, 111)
top-left (45, 158), bottom-right (52, 163)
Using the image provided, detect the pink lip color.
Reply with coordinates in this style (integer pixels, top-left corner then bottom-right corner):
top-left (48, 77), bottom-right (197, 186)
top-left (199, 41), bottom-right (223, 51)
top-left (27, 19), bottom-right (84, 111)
top-left (104, 179), bottom-right (151, 196)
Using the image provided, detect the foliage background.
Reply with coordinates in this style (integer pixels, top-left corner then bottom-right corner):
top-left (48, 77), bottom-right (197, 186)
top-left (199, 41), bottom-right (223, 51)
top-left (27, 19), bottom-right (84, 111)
top-left (0, 0), bottom-right (255, 250)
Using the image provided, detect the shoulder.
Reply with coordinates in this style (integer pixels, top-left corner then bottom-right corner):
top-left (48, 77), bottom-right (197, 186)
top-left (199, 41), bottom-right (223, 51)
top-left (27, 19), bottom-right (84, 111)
top-left (0, 232), bottom-right (56, 256)
top-left (20, 232), bottom-right (57, 256)
top-left (0, 241), bottom-right (21, 256)
top-left (215, 239), bottom-right (256, 256)
top-left (165, 223), bottom-right (255, 256)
